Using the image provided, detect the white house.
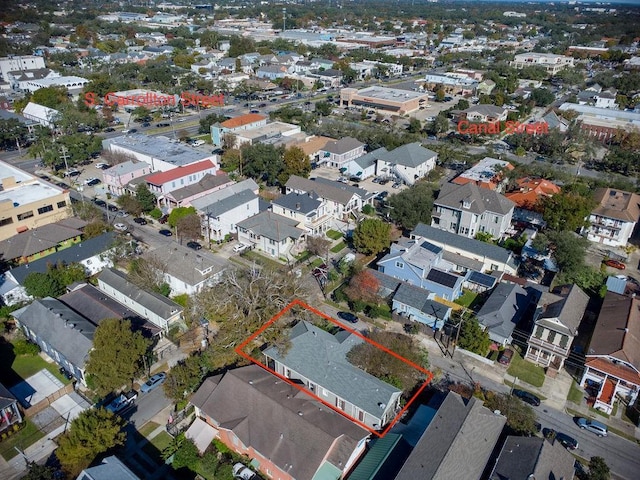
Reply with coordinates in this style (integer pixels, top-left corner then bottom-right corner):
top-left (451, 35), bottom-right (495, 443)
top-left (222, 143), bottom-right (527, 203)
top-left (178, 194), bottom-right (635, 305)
top-left (236, 211), bottom-right (306, 259)
top-left (375, 142), bottom-right (437, 186)
top-left (583, 188), bottom-right (640, 247)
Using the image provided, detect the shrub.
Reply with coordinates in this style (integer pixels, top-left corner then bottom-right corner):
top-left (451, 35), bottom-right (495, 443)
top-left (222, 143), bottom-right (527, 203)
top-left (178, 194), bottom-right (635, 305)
top-left (349, 300), bottom-right (366, 313)
top-left (362, 204), bottom-right (375, 215)
top-left (149, 208), bottom-right (163, 219)
top-left (332, 287), bottom-right (348, 303)
top-left (13, 339), bottom-right (40, 356)
top-left (365, 304), bottom-right (386, 318)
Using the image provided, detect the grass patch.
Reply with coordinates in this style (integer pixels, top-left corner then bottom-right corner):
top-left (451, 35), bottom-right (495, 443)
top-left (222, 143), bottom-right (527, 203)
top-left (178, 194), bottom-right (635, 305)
top-left (330, 241), bottom-right (347, 253)
top-left (326, 230), bottom-right (343, 240)
top-left (589, 406), bottom-right (610, 418)
top-left (138, 421), bottom-right (161, 438)
top-left (309, 258), bottom-right (324, 268)
top-left (454, 290), bottom-right (478, 308)
top-left (241, 250), bottom-right (286, 270)
top-left (295, 250), bottom-right (312, 263)
top-left (0, 420), bottom-right (45, 461)
top-left (0, 341), bottom-right (70, 387)
top-left (507, 352), bottom-right (546, 388)
top-left (567, 381), bottom-right (584, 404)
top-left (141, 431), bottom-right (173, 464)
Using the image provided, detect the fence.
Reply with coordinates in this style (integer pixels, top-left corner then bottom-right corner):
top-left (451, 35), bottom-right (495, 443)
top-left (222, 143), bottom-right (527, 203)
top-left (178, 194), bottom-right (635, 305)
top-left (23, 382), bottom-right (75, 417)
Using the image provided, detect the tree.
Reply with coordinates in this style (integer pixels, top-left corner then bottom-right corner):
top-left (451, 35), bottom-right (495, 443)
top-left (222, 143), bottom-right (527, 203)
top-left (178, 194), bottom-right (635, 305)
top-left (23, 262), bottom-right (86, 298)
top-left (539, 191), bottom-right (595, 232)
top-left (352, 218), bottom-right (391, 256)
top-left (128, 256), bottom-right (169, 295)
top-left (315, 101), bottom-right (332, 116)
top-left (177, 213), bottom-right (202, 243)
top-left (135, 183), bottom-right (157, 213)
top-left (344, 269), bottom-right (382, 305)
top-left (168, 206), bottom-right (198, 229)
top-left (587, 456), bottom-right (610, 480)
top-left (164, 355), bottom-right (206, 402)
top-left (483, 391), bottom-right (538, 435)
top-left (407, 117), bottom-right (422, 134)
top-left (306, 236), bottom-right (331, 260)
top-left (546, 230), bottom-right (590, 273)
top-left (280, 145), bottom-right (311, 184)
top-left (241, 143), bottom-right (285, 186)
top-left (131, 106), bottom-right (151, 120)
top-left (21, 462), bottom-right (56, 480)
top-left (85, 318), bottom-right (151, 396)
top-left (435, 89), bottom-right (446, 102)
top-left (531, 88), bottom-right (555, 107)
top-left (456, 316), bottom-right (491, 356)
top-left (56, 408), bottom-right (126, 476)
top-left (116, 193), bottom-right (143, 216)
top-left (172, 436), bottom-right (200, 470)
top-left (388, 182), bottom-right (436, 230)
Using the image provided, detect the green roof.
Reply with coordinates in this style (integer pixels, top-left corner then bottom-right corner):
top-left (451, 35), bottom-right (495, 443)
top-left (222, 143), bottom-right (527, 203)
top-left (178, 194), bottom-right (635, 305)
top-left (347, 434), bottom-right (408, 480)
top-left (312, 461), bottom-right (342, 480)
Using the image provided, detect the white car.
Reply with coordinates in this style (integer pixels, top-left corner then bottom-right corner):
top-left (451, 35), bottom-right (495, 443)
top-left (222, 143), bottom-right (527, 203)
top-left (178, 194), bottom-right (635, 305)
top-left (114, 223), bottom-right (127, 232)
top-left (233, 243), bottom-right (249, 253)
top-left (232, 463), bottom-right (256, 480)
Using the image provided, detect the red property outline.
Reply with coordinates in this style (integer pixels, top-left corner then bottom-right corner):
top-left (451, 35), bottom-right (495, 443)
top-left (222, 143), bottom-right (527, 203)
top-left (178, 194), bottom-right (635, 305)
top-left (235, 298), bottom-right (433, 437)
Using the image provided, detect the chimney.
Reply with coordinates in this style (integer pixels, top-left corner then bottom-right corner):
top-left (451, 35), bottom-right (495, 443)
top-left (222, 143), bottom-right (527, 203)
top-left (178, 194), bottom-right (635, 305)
top-left (296, 202), bottom-right (301, 210)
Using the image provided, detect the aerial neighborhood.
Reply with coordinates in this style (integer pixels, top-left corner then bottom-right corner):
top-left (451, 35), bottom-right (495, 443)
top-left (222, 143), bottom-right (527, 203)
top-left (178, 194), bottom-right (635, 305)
top-left (1, 1), bottom-right (640, 480)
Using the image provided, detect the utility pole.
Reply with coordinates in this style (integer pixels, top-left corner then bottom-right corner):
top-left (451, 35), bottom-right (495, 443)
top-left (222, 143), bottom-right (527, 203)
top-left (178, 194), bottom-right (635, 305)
top-left (59, 145), bottom-right (70, 173)
top-left (282, 8), bottom-right (286, 32)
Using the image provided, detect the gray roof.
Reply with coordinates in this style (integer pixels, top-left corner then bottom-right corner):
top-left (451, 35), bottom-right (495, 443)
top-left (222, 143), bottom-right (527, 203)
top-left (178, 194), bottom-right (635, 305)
top-left (0, 222), bottom-right (83, 260)
top-left (272, 192), bottom-right (321, 215)
top-left (190, 365), bottom-right (368, 480)
top-left (142, 244), bottom-right (226, 288)
top-left (393, 283), bottom-right (450, 321)
top-left (463, 105), bottom-right (507, 117)
top-left (477, 282), bottom-right (530, 343)
top-left (395, 392), bottom-right (505, 480)
top-left (435, 182), bottom-right (515, 216)
top-left (102, 134), bottom-right (212, 168)
top-left (441, 250), bottom-right (484, 271)
top-left (264, 321), bottom-right (401, 419)
top-left (11, 298), bottom-right (95, 368)
top-left (370, 269), bottom-right (403, 297)
top-left (237, 210), bottom-right (304, 241)
top-left (98, 268), bottom-right (183, 320)
top-left (200, 188), bottom-right (257, 218)
top-left (165, 173), bottom-right (233, 202)
top-left (378, 142), bottom-right (437, 168)
top-left (353, 147), bottom-right (388, 169)
top-left (8, 232), bottom-right (116, 284)
top-left (78, 455), bottom-right (140, 480)
top-left (321, 136), bottom-right (364, 155)
top-left (378, 240), bottom-right (441, 276)
top-left (103, 160), bottom-right (148, 176)
top-left (490, 436), bottom-right (575, 480)
top-left (0, 382), bottom-right (17, 410)
top-left (536, 284), bottom-right (589, 336)
top-left (412, 223), bottom-right (515, 265)
top-left (191, 178), bottom-right (259, 212)
top-left (285, 175), bottom-right (368, 205)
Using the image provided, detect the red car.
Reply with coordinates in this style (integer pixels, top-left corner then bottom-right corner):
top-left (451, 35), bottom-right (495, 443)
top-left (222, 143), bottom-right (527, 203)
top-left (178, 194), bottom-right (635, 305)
top-left (603, 259), bottom-right (625, 270)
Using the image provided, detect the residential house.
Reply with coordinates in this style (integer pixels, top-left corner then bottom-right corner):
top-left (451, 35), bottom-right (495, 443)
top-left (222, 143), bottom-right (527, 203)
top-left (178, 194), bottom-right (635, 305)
top-left (142, 244), bottom-right (227, 296)
top-left (477, 79), bottom-right (496, 95)
top-left (0, 382), bottom-right (22, 434)
top-left (345, 147), bottom-right (387, 180)
top-left (392, 282), bottom-right (452, 330)
top-left (526, 284), bottom-right (589, 371)
top-left (310, 68), bottom-right (343, 88)
top-left (76, 456), bottom-right (140, 480)
top-left (0, 219), bottom-right (85, 264)
top-left (476, 282), bottom-right (531, 346)
top-left (583, 188), bottom-right (640, 247)
top-left (375, 142), bottom-right (437, 186)
top-left (190, 365), bottom-right (369, 480)
top-left (580, 291), bottom-right (640, 414)
top-left (160, 173), bottom-right (234, 210)
top-left (489, 436), bottom-right (576, 480)
top-left (411, 223), bottom-right (518, 275)
top-left (192, 179), bottom-right (260, 243)
top-left (102, 160), bottom-right (152, 197)
top-left (431, 182), bottom-right (515, 240)
top-left (506, 177), bottom-right (561, 210)
top-left (510, 53), bottom-right (574, 75)
top-left (236, 211), bottom-right (306, 259)
top-left (285, 175), bottom-right (372, 222)
top-left (595, 89), bottom-right (618, 109)
top-left (264, 321), bottom-right (402, 429)
top-left (97, 267), bottom-right (183, 332)
top-left (451, 157), bottom-right (514, 192)
top-left (145, 160), bottom-right (217, 206)
top-left (394, 392), bottom-right (506, 480)
top-left (541, 110), bottom-right (570, 133)
top-left (458, 105), bottom-right (508, 123)
top-left (0, 232), bottom-right (117, 306)
top-left (21, 102), bottom-right (60, 128)
top-left (292, 135), bottom-right (334, 166)
top-left (256, 64), bottom-right (288, 80)
top-left (271, 192), bottom-right (331, 236)
top-left (318, 137), bottom-right (366, 170)
top-left (210, 113), bottom-right (268, 147)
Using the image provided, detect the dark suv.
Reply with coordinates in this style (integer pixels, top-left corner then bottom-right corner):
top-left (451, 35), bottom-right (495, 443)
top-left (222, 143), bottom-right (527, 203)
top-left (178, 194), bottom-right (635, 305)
top-left (187, 241), bottom-right (202, 250)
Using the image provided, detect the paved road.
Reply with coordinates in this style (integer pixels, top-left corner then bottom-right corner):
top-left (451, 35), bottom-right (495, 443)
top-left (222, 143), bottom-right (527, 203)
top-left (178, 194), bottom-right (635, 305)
top-left (124, 384), bottom-right (172, 430)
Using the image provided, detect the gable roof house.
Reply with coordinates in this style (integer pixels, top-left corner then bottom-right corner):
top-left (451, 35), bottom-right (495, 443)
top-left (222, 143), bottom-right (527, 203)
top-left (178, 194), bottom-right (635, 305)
top-left (145, 160), bottom-right (218, 207)
top-left (97, 268), bottom-right (183, 332)
top-left (0, 382), bottom-right (22, 435)
top-left (160, 172), bottom-right (234, 211)
top-left (345, 147), bottom-right (388, 180)
top-left (317, 137), bottom-right (366, 170)
top-left (431, 182), bottom-right (515, 240)
top-left (264, 321), bottom-right (402, 430)
top-left (0, 220), bottom-right (85, 264)
top-left (76, 455), bottom-right (140, 480)
top-left (476, 282), bottom-right (531, 345)
top-left (580, 291), bottom-right (640, 414)
top-left (451, 157), bottom-right (514, 192)
top-left (375, 143), bottom-right (437, 186)
top-left (102, 160), bottom-right (152, 197)
top-left (211, 113), bottom-right (268, 148)
top-left (489, 436), bottom-right (575, 480)
top-left (583, 188), bottom-right (640, 247)
top-left (236, 211), bottom-right (306, 259)
top-left (394, 392), bottom-right (506, 480)
top-left (505, 177), bottom-right (561, 210)
top-left (526, 284), bottom-right (589, 372)
top-left (459, 105), bottom-right (508, 123)
top-left (190, 364), bottom-right (369, 480)
top-left (392, 282), bottom-right (452, 331)
top-left (271, 192), bottom-right (332, 236)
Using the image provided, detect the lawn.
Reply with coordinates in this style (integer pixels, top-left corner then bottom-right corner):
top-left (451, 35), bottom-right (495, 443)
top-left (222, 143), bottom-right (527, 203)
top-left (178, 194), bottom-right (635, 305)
top-left (455, 290), bottom-right (478, 309)
top-left (138, 421), bottom-right (161, 438)
top-left (241, 250), bottom-right (286, 270)
top-left (309, 258), bottom-right (325, 268)
top-left (507, 352), bottom-right (546, 388)
top-left (330, 241), bottom-right (347, 253)
top-left (567, 381), bottom-right (585, 404)
top-left (326, 230), bottom-right (343, 240)
top-left (0, 341), bottom-right (70, 387)
top-left (141, 431), bottom-right (173, 465)
top-left (0, 419), bottom-right (45, 461)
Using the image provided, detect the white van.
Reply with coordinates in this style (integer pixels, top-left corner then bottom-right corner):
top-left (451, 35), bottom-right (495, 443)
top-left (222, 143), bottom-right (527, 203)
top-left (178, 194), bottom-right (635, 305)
top-left (192, 140), bottom-right (205, 147)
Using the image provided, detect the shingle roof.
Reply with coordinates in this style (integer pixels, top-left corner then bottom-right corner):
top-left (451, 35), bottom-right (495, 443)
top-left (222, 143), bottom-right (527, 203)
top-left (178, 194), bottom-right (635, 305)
top-left (272, 192), bottom-right (321, 215)
top-left (435, 182), bottom-right (515, 215)
top-left (236, 211), bottom-right (304, 241)
top-left (285, 175), bottom-right (360, 205)
top-left (263, 321), bottom-right (401, 419)
top-left (463, 105), bottom-right (507, 117)
top-left (191, 178), bottom-right (259, 211)
top-left (79, 455), bottom-right (140, 480)
top-left (0, 382), bottom-right (17, 410)
top-left (377, 142), bottom-right (437, 168)
top-left (477, 282), bottom-right (530, 343)
top-left (321, 136), bottom-right (364, 155)
top-left (164, 172), bottom-right (233, 202)
top-left (0, 222), bottom-right (83, 260)
top-left (537, 284), bottom-right (589, 336)
top-left (393, 283), bottom-right (451, 321)
top-left (395, 392), bottom-right (505, 480)
top-left (220, 113), bottom-right (266, 129)
top-left (142, 244), bottom-right (226, 288)
top-left (490, 436), bottom-right (575, 480)
top-left (145, 160), bottom-right (215, 186)
top-left (190, 365), bottom-right (368, 480)
top-left (353, 147), bottom-right (388, 169)
top-left (411, 223), bottom-right (515, 265)
top-left (592, 187), bottom-right (640, 223)
top-left (199, 188), bottom-right (257, 218)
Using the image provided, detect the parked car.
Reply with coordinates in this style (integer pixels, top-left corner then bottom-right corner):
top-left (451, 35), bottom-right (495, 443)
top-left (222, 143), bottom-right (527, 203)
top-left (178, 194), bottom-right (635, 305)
top-left (159, 229), bottom-right (172, 237)
top-left (392, 182), bottom-right (402, 189)
top-left (96, 163), bottom-right (111, 170)
top-left (140, 372), bottom-right (166, 394)
top-left (603, 259), bottom-right (625, 270)
top-left (232, 463), bottom-right (256, 480)
top-left (577, 417), bottom-right (608, 437)
top-left (187, 241), bottom-right (202, 250)
top-left (233, 243), bottom-right (249, 253)
top-left (84, 177), bottom-right (101, 186)
top-left (113, 223), bottom-right (127, 232)
top-left (65, 169), bottom-right (80, 177)
top-left (94, 199), bottom-right (107, 207)
top-left (117, 210), bottom-right (129, 217)
top-left (156, 123), bottom-right (170, 128)
top-left (133, 217), bottom-right (147, 225)
top-left (337, 311), bottom-right (359, 324)
top-left (513, 389), bottom-right (541, 406)
top-left (106, 390), bottom-right (137, 413)
top-left (107, 204), bottom-right (118, 212)
top-left (104, 127), bottom-right (115, 132)
top-left (498, 349), bottom-right (514, 365)
top-left (141, 122), bottom-right (151, 127)
top-left (543, 429), bottom-right (578, 450)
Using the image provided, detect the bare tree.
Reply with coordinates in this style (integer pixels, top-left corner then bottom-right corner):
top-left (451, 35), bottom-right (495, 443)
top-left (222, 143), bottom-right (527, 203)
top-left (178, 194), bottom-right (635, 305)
top-left (102, 150), bottom-right (137, 166)
top-left (127, 255), bottom-right (168, 293)
top-left (177, 214), bottom-right (202, 242)
top-left (222, 132), bottom-right (237, 150)
top-left (306, 236), bottom-right (331, 260)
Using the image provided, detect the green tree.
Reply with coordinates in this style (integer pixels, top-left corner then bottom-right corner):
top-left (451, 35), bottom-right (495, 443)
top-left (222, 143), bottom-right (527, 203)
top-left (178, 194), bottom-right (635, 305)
top-left (484, 391), bottom-right (538, 435)
top-left (407, 118), bottom-right (422, 133)
top-left (456, 316), bottom-right (491, 356)
top-left (21, 462), bottom-right (56, 480)
top-left (352, 218), bottom-right (391, 256)
top-left (131, 106), bottom-right (151, 120)
top-left (168, 206), bottom-right (197, 229)
top-left (280, 145), bottom-right (311, 184)
top-left (540, 191), bottom-right (595, 232)
top-left (531, 88), bottom-right (555, 107)
top-left (30, 86), bottom-right (69, 110)
top-left (241, 143), bottom-right (285, 186)
top-left (135, 183), bottom-right (157, 213)
top-left (315, 101), bottom-right (332, 116)
top-left (388, 182), bottom-right (436, 230)
top-left (545, 230), bottom-right (590, 273)
top-left (164, 355), bottom-right (207, 402)
top-left (172, 437), bottom-right (200, 470)
top-left (85, 318), bottom-right (151, 395)
top-left (56, 408), bottom-right (126, 476)
top-left (587, 456), bottom-right (610, 480)
top-left (0, 118), bottom-right (29, 150)
top-left (23, 262), bottom-right (86, 298)
top-left (435, 89), bottom-right (446, 102)
top-left (177, 213), bottom-right (202, 243)
top-left (116, 193), bottom-right (143, 217)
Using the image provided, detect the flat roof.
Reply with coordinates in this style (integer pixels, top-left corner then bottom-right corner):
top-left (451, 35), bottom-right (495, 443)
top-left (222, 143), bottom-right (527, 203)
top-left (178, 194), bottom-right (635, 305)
top-left (0, 161), bottom-right (33, 184)
top-left (0, 181), bottom-right (65, 207)
top-left (352, 86), bottom-right (429, 102)
top-left (237, 122), bottom-right (299, 141)
top-left (104, 134), bottom-right (214, 167)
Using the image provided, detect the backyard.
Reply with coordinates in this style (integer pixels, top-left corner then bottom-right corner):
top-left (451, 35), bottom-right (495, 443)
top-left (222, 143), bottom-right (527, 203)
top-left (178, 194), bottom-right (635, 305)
top-left (0, 338), bottom-right (71, 387)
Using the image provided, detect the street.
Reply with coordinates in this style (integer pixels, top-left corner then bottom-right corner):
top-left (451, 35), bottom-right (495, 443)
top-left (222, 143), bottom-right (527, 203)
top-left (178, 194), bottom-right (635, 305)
top-left (125, 383), bottom-right (172, 430)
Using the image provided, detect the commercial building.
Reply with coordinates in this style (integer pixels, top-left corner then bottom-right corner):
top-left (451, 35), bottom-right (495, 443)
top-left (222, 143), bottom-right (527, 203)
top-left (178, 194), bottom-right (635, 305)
top-left (340, 86), bottom-right (429, 114)
top-left (558, 103), bottom-right (640, 142)
top-left (511, 53), bottom-right (574, 75)
top-left (0, 55), bottom-right (45, 82)
top-left (210, 113), bottom-right (268, 147)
